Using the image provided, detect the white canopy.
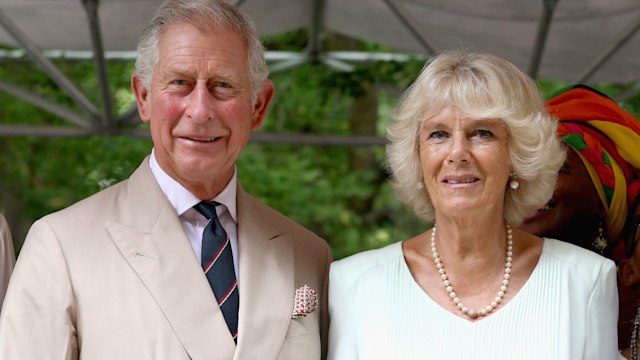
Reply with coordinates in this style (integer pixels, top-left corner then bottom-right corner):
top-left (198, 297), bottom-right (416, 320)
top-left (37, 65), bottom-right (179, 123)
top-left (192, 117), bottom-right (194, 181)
top-left (1, 0), bottom-right (639, 138)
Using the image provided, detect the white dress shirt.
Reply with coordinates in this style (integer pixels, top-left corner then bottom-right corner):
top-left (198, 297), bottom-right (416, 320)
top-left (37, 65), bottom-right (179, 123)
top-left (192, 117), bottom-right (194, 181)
top-left (149, 150), bottom-right (240, 283)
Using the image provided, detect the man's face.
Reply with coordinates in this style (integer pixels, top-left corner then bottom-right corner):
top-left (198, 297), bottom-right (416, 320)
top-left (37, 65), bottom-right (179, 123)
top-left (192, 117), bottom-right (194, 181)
top-left (132, 22), bottom-right (274, 198)
top-left (520, 148), bottom-right (602, 250)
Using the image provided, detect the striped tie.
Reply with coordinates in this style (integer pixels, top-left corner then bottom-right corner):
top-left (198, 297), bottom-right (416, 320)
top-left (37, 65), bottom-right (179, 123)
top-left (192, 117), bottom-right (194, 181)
top-left (194, 201), bottom-right (239, 342)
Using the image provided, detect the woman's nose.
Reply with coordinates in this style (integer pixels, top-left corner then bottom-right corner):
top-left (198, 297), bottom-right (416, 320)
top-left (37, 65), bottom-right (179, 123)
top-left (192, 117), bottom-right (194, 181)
top-left (447, 132), bottom-right (470, 164)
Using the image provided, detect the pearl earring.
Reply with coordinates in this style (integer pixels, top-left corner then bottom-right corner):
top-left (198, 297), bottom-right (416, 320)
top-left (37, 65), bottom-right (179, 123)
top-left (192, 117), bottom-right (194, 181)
top-left (509, 172), bottom-right (519, 190)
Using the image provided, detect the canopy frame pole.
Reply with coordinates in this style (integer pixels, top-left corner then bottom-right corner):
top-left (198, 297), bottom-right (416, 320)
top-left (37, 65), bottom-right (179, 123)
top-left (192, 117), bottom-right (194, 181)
top-left (308, 0), bottom-right (325, 63)
top-left (574, 13), bottom-right (640, 83)
top-left (528, 0), bottom-right (559, 78)
top-left (82, 0), bottom-right (114, 128)
top-left (0, 80), bottom-right (91, 128)
top-left (0, 7), bottom-right (100, 119)
top-left (382, 0), bottom-right (438, 56)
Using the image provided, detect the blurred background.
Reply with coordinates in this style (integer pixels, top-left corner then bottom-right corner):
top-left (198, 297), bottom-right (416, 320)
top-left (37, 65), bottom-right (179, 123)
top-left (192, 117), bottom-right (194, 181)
top-left (1, 0), bottom-right (640, 259)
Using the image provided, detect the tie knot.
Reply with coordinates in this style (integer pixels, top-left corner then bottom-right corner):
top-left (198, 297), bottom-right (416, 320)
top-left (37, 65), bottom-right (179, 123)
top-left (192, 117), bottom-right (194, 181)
top-left (193, 201), bottom-right (221, 221)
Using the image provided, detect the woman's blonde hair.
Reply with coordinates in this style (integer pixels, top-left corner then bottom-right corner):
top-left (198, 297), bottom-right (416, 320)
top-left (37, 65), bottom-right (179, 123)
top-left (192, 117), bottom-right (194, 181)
top-left (386, 51), bottom-right (566, 225)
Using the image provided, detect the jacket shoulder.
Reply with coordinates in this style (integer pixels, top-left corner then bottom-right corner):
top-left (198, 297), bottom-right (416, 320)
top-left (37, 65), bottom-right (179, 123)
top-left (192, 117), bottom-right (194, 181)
top-left (240, 191), bottom-right (331, 255)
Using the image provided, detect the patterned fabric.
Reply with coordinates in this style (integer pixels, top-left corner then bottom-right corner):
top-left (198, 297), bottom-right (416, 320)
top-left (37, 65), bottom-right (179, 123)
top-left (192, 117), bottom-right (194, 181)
top-left (194, 201), bottom-right (239, 342)
top-left (547, 85), bottom-right (640, 261)
top-left (292, 285), bottom-right (318, 319)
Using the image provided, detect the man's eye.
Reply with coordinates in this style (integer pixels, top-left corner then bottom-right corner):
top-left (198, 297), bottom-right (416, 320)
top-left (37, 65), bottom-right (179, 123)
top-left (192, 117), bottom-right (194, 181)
top-left (216, 82), bottom-right (232, 89)
top-left (172, 79), bottom-right (189, 86)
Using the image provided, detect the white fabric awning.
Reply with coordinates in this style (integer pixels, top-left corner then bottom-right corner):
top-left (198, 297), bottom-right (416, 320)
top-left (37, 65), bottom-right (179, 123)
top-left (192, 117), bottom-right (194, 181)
top-left (0, 0), bottom-right (639, 138)
top-left (1, 0), bottom-right (639, 83)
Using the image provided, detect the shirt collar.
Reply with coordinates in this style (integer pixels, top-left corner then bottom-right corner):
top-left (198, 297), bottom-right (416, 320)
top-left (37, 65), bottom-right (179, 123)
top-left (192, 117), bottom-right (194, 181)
top-left (149, 149), bottom-right (238, 223)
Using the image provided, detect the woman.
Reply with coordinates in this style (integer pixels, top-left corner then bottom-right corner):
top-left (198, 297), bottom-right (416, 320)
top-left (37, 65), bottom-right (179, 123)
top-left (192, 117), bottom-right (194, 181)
top-left (520, 85), bottom-right (640, 350)
top-left (521, 85), bottom-right (640, 262)
top-left (621, 197), bottom-right (640, 359)
top-left (328, 51), bottom-right (618, 359)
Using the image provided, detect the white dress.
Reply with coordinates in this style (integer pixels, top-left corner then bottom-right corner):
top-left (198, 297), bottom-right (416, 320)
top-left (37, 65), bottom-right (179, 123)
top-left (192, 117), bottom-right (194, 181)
top-left (328, 238), bottom-right (618, 360)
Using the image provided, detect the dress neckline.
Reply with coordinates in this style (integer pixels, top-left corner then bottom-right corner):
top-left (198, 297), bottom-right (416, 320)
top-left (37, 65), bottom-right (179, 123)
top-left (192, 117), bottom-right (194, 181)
top-left (398, 237), bottom-right (548, 324)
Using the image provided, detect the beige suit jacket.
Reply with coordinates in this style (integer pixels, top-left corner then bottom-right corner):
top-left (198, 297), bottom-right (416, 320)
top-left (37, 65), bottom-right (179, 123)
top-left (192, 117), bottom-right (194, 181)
top-left (0, 159), bottom-right (332, 360)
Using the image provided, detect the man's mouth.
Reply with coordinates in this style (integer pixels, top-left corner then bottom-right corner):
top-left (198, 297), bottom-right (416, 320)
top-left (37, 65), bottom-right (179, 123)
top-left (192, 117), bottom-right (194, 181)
top-left (187, 136), bottom-right (220, 142)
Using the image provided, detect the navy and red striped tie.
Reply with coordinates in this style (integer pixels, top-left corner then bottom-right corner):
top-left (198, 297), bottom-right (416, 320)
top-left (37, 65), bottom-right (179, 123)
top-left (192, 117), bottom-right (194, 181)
top-left (194, 201), bottom-right (239, 342)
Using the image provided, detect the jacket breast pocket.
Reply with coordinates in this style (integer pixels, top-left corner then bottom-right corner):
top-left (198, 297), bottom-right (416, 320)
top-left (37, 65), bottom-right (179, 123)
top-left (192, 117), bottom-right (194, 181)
top-left (279, 314), bottom-right (321, 360)
top-left (284, 311), bottom-right (319, 338)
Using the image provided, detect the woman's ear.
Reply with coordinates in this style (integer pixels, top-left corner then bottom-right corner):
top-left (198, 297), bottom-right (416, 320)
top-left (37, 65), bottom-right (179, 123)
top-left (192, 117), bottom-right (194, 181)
top-left (620, 258), bottom-right (640, 287)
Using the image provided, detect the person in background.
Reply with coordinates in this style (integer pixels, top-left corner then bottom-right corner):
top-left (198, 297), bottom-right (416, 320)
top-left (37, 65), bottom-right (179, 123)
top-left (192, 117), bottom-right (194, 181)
top-left (520, 84), bottom-right (640, 351)
top-left (620, 196), bottom-right (640, 359)
top-left (0, 214), bottom-right (15, 310)
top-left (328, 51), bottom-right (618, 359)
top-left (0, 1), bottom-right (331, 359)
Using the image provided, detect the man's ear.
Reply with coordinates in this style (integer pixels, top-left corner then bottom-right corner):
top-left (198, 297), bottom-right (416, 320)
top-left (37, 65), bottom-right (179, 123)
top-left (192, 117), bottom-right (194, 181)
top-left (620, 258), bottom-right (640, 286)
top-left (131, 73), bottom-right (151, 123)
top-left (250, 80), bottom-right (275, 131)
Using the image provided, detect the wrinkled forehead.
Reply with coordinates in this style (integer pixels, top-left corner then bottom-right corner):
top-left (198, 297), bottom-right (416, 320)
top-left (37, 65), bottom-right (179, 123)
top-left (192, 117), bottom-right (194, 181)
top-left (419, 104), bottom-right (504, 127)
top-left (420, 88), bottom-right (502, 123)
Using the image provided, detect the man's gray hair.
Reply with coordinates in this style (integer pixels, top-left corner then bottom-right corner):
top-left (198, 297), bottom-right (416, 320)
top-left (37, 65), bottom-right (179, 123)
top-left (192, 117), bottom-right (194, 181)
top-left (135, 0), bottom-right (269, 103)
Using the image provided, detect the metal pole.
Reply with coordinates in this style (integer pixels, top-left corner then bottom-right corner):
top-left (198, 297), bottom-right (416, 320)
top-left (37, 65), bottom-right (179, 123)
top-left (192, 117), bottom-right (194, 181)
top-left (528, 0), bottom-right (559, 78)
top-left (382, 0), bottom-right (438, 56)
top-left (82, 0), bottom-right (114, 127)
top-left (574, 13), bottom-right (640, 83)
top-left (0, 7), bottom-right (100, 117)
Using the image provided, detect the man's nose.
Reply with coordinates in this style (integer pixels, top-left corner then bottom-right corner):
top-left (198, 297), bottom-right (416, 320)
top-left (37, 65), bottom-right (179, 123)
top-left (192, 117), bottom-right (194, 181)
top-left (185, 82), bottom-right (215, 122)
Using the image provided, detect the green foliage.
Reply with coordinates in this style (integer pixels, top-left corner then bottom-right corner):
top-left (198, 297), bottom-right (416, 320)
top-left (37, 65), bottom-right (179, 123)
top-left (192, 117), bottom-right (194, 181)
top-left (2, 32), bottom-right (640, 261)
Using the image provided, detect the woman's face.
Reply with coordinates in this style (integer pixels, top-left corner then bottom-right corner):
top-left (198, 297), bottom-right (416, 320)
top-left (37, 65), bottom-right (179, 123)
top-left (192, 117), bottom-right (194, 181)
top-left (519, 148), bottom-right (602, 249)
top-left (418, 107), bottom-right (511, 219)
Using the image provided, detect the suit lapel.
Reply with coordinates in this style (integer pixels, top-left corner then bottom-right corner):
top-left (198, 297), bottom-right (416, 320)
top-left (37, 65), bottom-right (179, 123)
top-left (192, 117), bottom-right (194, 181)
top-left (106, 159), bottom-right (235, 360)
top-left (234, 187), bottom-right (294, 359)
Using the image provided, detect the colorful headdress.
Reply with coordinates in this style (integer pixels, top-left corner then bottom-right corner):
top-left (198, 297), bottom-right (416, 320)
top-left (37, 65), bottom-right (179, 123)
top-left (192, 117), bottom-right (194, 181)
top-left (547, 85), bottom-right (640, 262)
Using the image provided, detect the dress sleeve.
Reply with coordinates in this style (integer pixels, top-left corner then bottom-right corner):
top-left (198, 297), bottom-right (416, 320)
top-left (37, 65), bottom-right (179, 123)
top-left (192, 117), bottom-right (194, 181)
top-left (0, 219), bottom-right (78, 360)
top-left (583, 258), bottom-right (618, 360)
top-left (327, 261), bottom-right (358, 360)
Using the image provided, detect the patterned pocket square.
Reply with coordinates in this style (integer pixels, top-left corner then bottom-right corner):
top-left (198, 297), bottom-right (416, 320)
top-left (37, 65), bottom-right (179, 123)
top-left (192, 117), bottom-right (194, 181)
top-left (292, 284), bottom-right (318, 319)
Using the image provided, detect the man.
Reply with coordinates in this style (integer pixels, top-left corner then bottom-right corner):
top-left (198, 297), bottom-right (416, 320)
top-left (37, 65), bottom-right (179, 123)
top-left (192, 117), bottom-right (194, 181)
top-left (0, 1), bottom-right (332, 359)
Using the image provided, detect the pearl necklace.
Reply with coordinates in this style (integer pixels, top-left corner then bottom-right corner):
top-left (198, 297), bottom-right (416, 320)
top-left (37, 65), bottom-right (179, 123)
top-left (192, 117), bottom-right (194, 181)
top-left (430, 224), bottom-right (513, 319)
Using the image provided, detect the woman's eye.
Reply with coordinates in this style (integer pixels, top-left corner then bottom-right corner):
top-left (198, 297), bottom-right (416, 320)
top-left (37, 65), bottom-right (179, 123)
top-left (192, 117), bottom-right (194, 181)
top-left (429, 131), bottom-right (448, 140)
top-left (474, 129), bottom-right (493, 138)
top-left (558, 161), bottom-right (571, 175)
